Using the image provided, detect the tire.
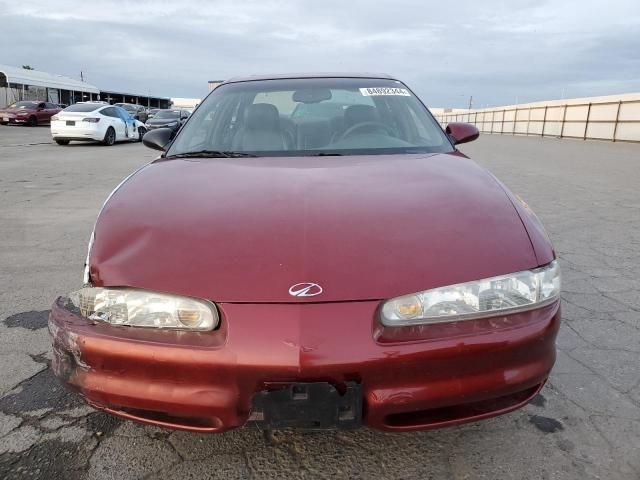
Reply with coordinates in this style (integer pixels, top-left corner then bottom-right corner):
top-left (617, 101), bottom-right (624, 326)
top-left (55, 139), bottom-right (70, 145)
top-left (27, 116), bottom-right (37, 127)
top-left (103, 127), bottom-right (116, 146)
top-left (137, 127), bottom-right (147, 142)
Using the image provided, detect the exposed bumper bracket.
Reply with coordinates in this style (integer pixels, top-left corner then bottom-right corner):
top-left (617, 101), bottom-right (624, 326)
top-left (250, 382), bottom-right (363, 430)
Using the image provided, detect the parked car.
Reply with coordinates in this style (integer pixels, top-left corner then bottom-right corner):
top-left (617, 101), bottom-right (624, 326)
top-left (114, 103), bottom-right (148, 123)
top-left (49, 73), bottom-right (560, 433)
top-left (50, 103), bottom-right (147, 145)
top-left (0, 101), bottom-right (61, 126)
top-left (145, 108), bottom-right (190, 132)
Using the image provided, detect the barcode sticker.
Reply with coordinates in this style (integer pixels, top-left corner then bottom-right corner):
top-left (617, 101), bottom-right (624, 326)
top-left (359, 87), bottom-right (411, 96)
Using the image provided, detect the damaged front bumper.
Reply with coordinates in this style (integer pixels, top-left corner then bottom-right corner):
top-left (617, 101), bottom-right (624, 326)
top-left (49, 296), bottom-right (560, 433)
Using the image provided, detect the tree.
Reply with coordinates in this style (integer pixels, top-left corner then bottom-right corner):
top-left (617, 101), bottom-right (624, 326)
top-left (22, 65), bottom-right (34, 70)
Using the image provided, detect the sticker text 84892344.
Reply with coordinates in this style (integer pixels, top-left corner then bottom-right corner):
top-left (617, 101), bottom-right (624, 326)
top-left (359, 87), bottom-right (411, 96)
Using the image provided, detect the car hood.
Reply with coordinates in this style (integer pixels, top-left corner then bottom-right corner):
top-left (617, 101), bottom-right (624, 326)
top-left (90, 153), bottom-right (539, 303)
top-left (0, 107), bottom-right (33, 114)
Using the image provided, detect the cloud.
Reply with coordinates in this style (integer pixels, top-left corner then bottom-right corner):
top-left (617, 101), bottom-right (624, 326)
top-left (0, 0), bottom-right (638, 107)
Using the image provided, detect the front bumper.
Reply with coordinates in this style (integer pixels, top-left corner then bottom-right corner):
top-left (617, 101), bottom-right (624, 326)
top-left (49, 297), bottom-right (559, 432)
top-left (1, 114), bottom-right (28, 124)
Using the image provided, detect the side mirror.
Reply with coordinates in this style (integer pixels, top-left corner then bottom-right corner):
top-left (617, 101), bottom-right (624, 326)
top-left (445, 122), bottom-right (479, 145)
top-left (142, 127), bottom-right (174, 151)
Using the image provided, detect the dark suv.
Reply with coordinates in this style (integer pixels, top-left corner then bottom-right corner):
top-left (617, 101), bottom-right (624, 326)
top-left (114, 103), bottom-right (148, 123)
top-left (0, 101), bottom-right (61, 126)
top-left (145, 109), bottom-right (190, 132)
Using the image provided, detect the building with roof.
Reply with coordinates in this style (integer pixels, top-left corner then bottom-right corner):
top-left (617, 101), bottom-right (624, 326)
top-left (0, 64), bottom-right (99, 107)
top-left (0, 64), bottom-right (170, 109)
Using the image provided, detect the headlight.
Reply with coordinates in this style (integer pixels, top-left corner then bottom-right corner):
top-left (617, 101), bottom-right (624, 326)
top-left (380, 260), bottom-right (560, 326)
top-left (69, 287), bottom-right (219, 331)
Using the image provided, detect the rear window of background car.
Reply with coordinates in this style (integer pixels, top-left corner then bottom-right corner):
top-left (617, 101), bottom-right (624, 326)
top-left (65, 104), bottom-right (102, 112)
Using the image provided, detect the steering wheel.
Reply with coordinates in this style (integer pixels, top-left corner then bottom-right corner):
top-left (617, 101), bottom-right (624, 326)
top-left (339, 121), bottom-right (395, 141)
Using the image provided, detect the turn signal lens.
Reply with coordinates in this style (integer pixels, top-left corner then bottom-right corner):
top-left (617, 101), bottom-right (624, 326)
top-left (395, 296), bottom-right (423, 319)
top-left (177, 308), bottom-right (202, 327)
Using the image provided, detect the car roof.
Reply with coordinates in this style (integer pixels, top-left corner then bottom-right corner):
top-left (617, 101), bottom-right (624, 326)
top-left (223, 72), bottom-right (396, 85)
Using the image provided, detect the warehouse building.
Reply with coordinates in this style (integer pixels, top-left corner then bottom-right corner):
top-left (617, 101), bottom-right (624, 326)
top-left (0, 64), bottom-right (170, 109)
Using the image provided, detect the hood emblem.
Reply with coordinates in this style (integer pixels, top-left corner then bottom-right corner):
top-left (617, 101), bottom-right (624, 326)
top-left (289, 282), bottom-right (323, 297)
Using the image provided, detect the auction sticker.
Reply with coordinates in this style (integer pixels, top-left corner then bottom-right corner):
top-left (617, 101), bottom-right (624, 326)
top-left (359, 87), bottom-right (411, 96)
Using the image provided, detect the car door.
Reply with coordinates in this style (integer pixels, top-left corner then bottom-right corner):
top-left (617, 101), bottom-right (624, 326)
top-left (114, 107), bottom-right (136, 140)
top-left (36, 103), bottom-right (48, 123)
top-left (45, 103), bottom-right (60, 123)
top-left (103, 107), bottom-right (127, 140)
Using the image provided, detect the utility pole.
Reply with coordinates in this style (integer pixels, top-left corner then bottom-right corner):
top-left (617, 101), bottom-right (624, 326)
top-left (468, 95), bottom-right (473, 110)
top-left (80, 71), bottom-right (84, 82)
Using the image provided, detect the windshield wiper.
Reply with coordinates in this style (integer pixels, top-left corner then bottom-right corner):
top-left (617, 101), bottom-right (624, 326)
top-left (167, 150), bottom-right (258, 158)
top-left (310, 152), bottom-right (343, 156)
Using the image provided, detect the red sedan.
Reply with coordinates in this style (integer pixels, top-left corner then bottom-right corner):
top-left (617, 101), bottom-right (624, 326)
top-left (49, 74), bottom-right (560, 433)
top-left (0, 101), bottom-right (61, 126)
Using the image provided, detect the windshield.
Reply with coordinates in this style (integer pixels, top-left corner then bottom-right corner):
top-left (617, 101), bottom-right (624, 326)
top-left (64, 104), bottom-right (101, 112)
top-left (9, 101), bottom-right (38, 109)
top-left (116, 104), bottom-right (136, 111)
top-left (155, 110), bottom-right (181, 119)
top-left (168, 78), bottom-right (453, 157)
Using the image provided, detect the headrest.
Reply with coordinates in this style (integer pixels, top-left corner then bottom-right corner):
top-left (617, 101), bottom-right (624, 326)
top-left (245, 103), bottom-right (280, 131)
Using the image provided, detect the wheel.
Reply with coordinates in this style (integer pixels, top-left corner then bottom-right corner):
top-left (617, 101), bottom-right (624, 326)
top-left (137, 127), bottom-right (147, 142)
top-left (55, 139), bottom-right (70, 145)
top-left (27, 116), bottom-right (37, 127)
top-left (0, 122), bottom-right (7, 126)
top-left (103, 127), bottom-right (116, 146)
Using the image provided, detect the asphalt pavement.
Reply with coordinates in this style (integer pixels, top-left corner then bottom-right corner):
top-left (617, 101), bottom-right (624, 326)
top-left (0, 125), bottom-right (638, 479)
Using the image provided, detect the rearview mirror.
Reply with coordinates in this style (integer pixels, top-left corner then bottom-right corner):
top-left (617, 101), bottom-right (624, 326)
top-left (292, 88), bottom-right (332, 104)
top-left (445, 123), bottom-right (479, 145)
top-left (142, 127), bottom-right (174, 151)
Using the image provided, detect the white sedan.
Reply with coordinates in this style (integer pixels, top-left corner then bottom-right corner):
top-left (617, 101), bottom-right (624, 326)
top-left (51, 104), bottom-right (147, 146)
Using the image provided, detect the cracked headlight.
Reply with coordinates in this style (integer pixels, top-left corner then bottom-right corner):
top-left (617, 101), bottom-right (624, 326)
top-left (69, 287), bottom-right (219, 331)
top-left (381, 260), bottom-right (560, 326)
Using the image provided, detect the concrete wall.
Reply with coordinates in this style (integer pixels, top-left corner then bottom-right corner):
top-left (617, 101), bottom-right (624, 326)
top-left (432, 93), bottom-right (640, 142)
top-left (170, 97), bottom-right (201, 109)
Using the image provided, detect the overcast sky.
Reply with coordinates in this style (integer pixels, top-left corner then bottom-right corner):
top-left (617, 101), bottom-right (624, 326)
top-left (1, 0), bottom-right (638, 107)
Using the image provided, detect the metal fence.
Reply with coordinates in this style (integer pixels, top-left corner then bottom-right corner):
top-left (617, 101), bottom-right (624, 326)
top-left (434, 97), bottom-right (640, 143)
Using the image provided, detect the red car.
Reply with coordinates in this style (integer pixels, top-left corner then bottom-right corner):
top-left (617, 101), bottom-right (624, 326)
top-left (49, 74), bottom-right (560, 433)
top-left (0, 101), bottom-right (61, 126)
